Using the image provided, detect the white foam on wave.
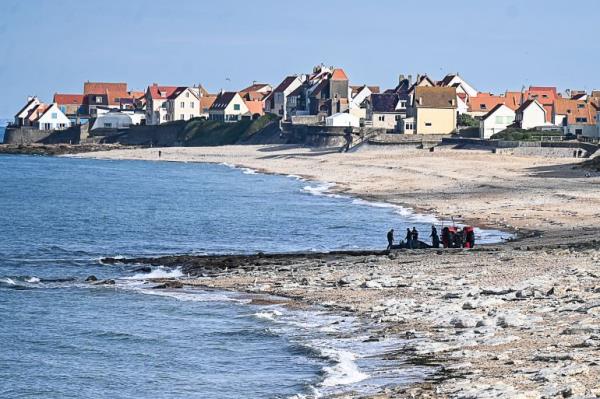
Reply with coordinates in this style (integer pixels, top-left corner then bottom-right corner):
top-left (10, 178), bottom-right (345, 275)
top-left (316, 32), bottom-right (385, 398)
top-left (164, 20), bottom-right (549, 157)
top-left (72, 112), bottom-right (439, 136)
top-left (1, 277), bottom-right (16, 285)
top-left (26, 277), bottom-right (40, 283)
top-left (319, 348), bottom-right (369, 387)
top-left (302, 182), bottom-right (344, 199)
top-left (253, 309), bottom-right (283, 321)
top-left (137, 288), bottom-right (251, 303)
top-left (241, 167), bottom-right (258, 175)
top-left (123, 266), bottom-right (184, 280)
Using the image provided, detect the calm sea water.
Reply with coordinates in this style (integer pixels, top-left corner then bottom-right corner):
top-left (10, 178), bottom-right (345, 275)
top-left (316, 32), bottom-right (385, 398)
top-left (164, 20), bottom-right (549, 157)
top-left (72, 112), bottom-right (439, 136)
top-left (0, 155), bottom-right (508, 398)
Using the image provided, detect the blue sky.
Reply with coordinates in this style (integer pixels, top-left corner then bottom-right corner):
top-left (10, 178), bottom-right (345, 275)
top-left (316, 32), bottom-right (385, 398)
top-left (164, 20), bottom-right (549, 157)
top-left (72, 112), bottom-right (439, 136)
top-left (0, 0), bottom-right (598, 117)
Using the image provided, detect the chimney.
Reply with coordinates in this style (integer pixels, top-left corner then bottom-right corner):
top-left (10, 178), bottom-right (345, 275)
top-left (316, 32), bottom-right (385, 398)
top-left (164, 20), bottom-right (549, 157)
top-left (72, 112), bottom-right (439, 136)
top-left (418, 97), bottom-right (423, 105)
top-left (416, 74), bottom-right (421, 84)
top-left (408, 75), bottom-right (413, 85)
top-left (399, 74), bottom-right (405, 84)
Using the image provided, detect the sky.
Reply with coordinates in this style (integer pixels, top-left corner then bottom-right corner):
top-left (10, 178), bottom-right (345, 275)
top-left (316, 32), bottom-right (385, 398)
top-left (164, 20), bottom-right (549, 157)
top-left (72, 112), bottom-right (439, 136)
top-left (0, 0), bottom-right (599, 117)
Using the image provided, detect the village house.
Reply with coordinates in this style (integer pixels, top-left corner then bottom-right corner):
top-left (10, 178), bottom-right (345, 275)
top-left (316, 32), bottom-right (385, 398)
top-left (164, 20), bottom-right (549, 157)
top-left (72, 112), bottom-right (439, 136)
top-left (34, 103), bottom-right (71, 131)
top-left (53, 94), bottom-right (85, 121)
top-left (83, 82), bottom-right (130, 117)
top-left (411, 86), bottom-right (457, 134)
top-left (145, 85), bottom-right (202, 125)
top-left (308, 68), bottom-right (350, 117)
top-left (14, 97), bottom-right (41, 127)
top-left (467, 93), bottom-right (508, 118)
top-left (349, 85), bottom-right (379, 121)
top-left (479, 104), bottom-right (516, 139)
top-left (552, 98), bottom-right (598, 136)
top-left (515, 99), bottom-right (547, 129)
top-left (208, 91), bottom-right (249, 122)
top-left (369, 93), bottom-right (404, 131)
top-left (267, 75), bottom-right (304, 119)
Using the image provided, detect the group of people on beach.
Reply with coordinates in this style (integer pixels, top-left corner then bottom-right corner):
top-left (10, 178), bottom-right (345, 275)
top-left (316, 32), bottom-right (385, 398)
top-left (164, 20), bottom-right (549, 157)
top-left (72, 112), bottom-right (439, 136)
top-left (386, 225), bottom-right (475, 250)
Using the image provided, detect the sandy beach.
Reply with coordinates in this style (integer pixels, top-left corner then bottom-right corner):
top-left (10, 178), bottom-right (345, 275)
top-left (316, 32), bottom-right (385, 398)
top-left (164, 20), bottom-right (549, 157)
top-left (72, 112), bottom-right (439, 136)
top-left (76, 145), bottom-right (600, 397)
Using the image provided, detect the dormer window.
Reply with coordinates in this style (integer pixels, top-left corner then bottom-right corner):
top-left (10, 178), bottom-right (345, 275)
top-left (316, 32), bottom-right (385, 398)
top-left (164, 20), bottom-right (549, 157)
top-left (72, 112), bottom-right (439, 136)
top-left (480, 104), bottom-right (487, 110)
top-left (577, 104), bottom-right (585, 109)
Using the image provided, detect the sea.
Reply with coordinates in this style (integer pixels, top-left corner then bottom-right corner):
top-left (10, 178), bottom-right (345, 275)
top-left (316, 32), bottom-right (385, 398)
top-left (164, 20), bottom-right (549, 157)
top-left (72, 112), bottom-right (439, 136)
top-left (0, 154), bottom-right (510, 398)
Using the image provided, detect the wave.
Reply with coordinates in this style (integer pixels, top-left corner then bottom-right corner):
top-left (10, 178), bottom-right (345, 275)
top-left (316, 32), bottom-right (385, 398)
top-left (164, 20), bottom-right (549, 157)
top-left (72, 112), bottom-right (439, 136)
top-left (319, 348), bottom-right (369, 387)
top-left (123, 266), bottom-right (184, 280)
top-left (0, 277), bottom-right (16, 285)
top-left (253, 309), bottom-right (283, 321)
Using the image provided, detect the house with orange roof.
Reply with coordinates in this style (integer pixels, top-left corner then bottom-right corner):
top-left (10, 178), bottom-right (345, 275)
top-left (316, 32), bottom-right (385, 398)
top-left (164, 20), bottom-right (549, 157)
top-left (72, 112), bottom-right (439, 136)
top-left (552, 98), bottom-right (598, 136)
top-left (83, 81), bottom-right (129, 117)
top-left (467, 93), bottom-right (509, 117)
top-left (308, 67), bottom-right (350, 117)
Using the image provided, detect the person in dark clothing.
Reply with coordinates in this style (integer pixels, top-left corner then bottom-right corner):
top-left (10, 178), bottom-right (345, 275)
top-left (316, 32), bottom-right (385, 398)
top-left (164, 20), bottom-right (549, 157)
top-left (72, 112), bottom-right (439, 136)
top-left (430, 226), bottom-right (440, 248)
top-left (466, 229), bottom-right (475, 249)
top-left (158, 150), bottom-right (162, 158)
top-left (441, 227), bottom-right (450, 248)
top-left (386, 229), bottom-right (395, 250)
top-left (405, 228), bottom-right (412, 249)
top-left (412, 227), bottom-right (419, 249)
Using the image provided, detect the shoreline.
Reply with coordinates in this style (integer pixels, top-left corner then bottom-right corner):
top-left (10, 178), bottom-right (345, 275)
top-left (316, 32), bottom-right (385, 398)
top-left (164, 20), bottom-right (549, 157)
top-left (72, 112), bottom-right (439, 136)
top-left (26, 146), bottom-right (600, 396)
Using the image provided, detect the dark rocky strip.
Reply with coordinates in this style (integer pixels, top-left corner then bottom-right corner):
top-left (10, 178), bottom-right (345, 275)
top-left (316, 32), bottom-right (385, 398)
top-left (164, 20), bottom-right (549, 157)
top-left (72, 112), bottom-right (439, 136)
top-left (0, 143), bottom-right (129, 156)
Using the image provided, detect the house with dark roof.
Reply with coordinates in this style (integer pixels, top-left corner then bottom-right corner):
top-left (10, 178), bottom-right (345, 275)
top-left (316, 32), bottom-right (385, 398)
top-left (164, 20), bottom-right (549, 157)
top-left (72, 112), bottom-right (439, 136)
top-left (14, 96), bottom-right (41, 127)
top-left (369, 93), bottom-right (403, 131)
top-left (307, 68), bottom-right (350, 117)
top-left (267, 75), bottom-right (304, 119)
top-left (208, 92), bottom-right (250, 122)
top-left (412, 86), bottom-right (457, 134)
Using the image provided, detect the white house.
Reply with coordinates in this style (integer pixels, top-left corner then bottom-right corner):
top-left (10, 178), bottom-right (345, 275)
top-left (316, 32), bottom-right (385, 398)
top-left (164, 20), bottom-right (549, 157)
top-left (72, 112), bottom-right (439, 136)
top-left (267, 76), bottom-right (304, 119)
top-left (479, 104), bottom-right (515, 139)
top-left (515, 99), bottom-right (547, 130)
top-left (145, 85), bottom-right (202, 125)
top-left (208, 92), bottom-right (250, 122)
top-left (35, 103), bottom-right (71, 130)
top-left (325, 112), bottom-right (360, 127)
top-left (14, 97), bottom-right (41, 127)
top-left (438, 74), bottom-right (478, 98)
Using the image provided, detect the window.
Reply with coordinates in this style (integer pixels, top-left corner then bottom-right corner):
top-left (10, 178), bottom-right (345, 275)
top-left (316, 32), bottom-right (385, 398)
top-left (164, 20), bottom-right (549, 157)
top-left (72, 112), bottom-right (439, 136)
top-left (405, 123), bottom-right (414, 130)
top-left (480, 104), bottom-right (487, 110)
top-left (95, 96), bottom-right (103, 103)
top-left (395, 115), bottom-right (401, 121)
top-left (399, 100), bottom-right (407, 108)
top-left (51, 113), bottom-right (57, 119)
top-left (180, 114), bottom-right (185, 120)
top-left (185, 92), bottom-right (190, 98)
top-left (577, 104), bottom-right (585, 109)
top-left (425, 122), bottom-right (432, 127)
top-left (104, 123), bottom-right (112, 128)
top-left (180, 101), bottom-right (185, 108)
top-left (190, 102), bottom-right (195, 108)
top-left (575, 117), bottom-right (587, 123)
top-left (233, 104), bottom-right (240, 111)
top-left (378, 115), bottom-right (385, 121)
top-left (190, 114), bottom-right (194, 119)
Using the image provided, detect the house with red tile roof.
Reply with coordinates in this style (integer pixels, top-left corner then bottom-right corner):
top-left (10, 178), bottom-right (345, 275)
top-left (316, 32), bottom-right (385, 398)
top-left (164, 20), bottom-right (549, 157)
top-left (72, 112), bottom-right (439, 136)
top-left (53, 94), bottom-right (85, 120)
top-left (467, 93), bottom-right (509, 117)
top-left (83, 81), bottom-right (130, 117)
top-left (145, 84), bottom-right (202, 125)
top-left (552, 98), bottom-right (598, 136)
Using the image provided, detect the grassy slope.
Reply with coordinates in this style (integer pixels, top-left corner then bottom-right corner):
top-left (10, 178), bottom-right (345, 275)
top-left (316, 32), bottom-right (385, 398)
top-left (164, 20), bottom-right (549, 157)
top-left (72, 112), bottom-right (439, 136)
top-left (180, 114), bottom-right (279, 146)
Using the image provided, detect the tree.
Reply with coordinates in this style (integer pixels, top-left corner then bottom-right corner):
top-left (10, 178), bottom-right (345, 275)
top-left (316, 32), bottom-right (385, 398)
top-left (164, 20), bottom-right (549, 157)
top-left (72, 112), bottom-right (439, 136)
top-left (457, 113), bottom-right (479, 128)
